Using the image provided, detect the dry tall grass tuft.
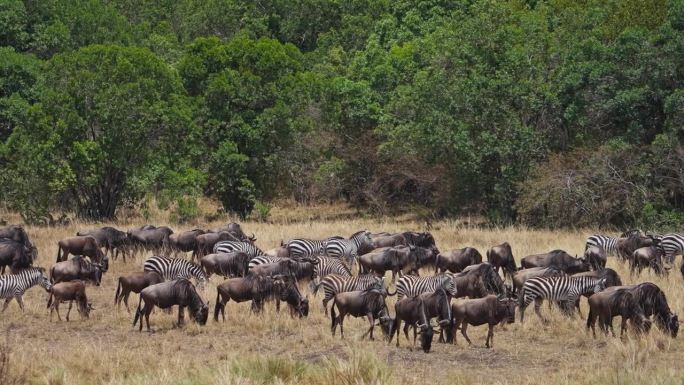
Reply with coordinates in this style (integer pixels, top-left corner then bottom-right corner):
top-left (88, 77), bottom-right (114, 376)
top-left (0, 205), bottom-right (682, 384)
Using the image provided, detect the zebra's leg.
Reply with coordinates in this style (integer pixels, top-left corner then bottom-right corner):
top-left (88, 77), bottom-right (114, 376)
top-left (1, 298), bottom-right (12, 312)
top-left (534, 298), bottom-right (547, 323)
top-left (66, 301), bottom-right (73, 321)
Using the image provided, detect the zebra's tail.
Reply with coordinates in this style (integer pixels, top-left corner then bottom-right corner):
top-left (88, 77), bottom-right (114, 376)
top-left (312, 280), bottom-right (322, 296)
top-left (133, 294), bottom-right (144, 327)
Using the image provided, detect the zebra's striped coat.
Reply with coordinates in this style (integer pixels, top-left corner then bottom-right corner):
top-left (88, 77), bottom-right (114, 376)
top-left (0, 267), bottom-right (52, 311)
top-left (143, 256), bottom-right (207, 288)
top-left (214, 241), bottom-right (265, 259)
top-left (660, 233), bottom-right (684, 263)
top-left (395, 273), bottom-right (458, 300)
top-left (314, 273), bottom-right (382, 315)
top-left (519, 275), bottom-right (606, 322)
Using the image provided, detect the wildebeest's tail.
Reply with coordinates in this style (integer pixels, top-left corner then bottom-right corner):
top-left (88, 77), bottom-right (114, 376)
top-left (133, 295), bottom-right (144, 327)
top-left (56, 245), bottom-right (62, 263)
top-left (114, 279), bottom-right (122, 305)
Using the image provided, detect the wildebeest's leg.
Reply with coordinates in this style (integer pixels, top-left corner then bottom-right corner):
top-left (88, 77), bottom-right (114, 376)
top-left (486, 323), bottom-right (494, 348)
top-left (620, 316), bottom-right (628, 338)
top-left (394, 319), bottom-right (401, 347)
top-left (361, 314), bottom-right (375, 340)
top-left (403, 323), bottom-right (411, 342)
top-left (586, 308), bottom-right (598, 338)
top-left (55, 302), bottom-right (62, 321)
top-left (338, 314), bottom-right (345, 339)
top-left (66, 301), bottom-right (73, 321)
top-left (412, 325), bottom-right (417, 349)
top-left (1, 298), bottom-right (12, 312)
top-left (15, 295), bottom-right (24, 312)
top-left (177, 305), bottom-right (185, 327)
top-left (123, 292), bottom-right (132, 313)
top-left (144, 303), bottom-right (153, 332)
top-left (461, 322), bottom-right (472, 345)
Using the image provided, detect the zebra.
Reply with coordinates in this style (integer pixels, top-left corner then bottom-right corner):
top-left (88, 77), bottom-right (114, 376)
top-left (584, 229), bottom-right (643, 257)
top-left (519, 275), bottom-right (606, 323)
top-left (214, 241), bottom-right (265, 258)
top-left (248, 255), bottom-right (284, 270)
top-left (0, 267), bottom-right (52, 312)
top-left (284, 236), bottom-right (343, 259)
top-left (308, 256), bottom-right (352, 292)
top-left (143, 256), bottom-right (207, 289)
top-left (661, 233), bottom-right (684, 264)
top-left (313, 273), bottom-right (383, 315)
top-left (323, 230), bottom-right (373, 267)
top-left (395, 273), bottom-right (458, 300)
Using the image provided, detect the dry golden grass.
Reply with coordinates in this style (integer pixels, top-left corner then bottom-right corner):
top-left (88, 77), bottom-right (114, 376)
top-left (1, 204), bottom-right (683, 385)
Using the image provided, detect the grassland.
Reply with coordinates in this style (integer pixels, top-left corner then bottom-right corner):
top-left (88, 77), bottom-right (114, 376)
top-left (1, 204), bottom-right (683, 385)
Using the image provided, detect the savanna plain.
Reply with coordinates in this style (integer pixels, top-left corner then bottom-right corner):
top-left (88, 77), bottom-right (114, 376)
top-left (1, 205), bottom-right (683, 385)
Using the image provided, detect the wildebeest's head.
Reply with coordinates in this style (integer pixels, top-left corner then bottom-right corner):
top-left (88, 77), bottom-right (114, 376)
top-left (194, 302), bottom-right (209, 325)
top-left (417, 322), bottom-right (434, 353)
top-left (498, 297), bottom-right (516, 324)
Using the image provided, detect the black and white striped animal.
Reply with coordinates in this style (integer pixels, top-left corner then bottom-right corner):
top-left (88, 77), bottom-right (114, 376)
top-left (284, 237), bottom-right (342, 259)
top-left (313, 256), bottom-right (352, 281)
top-left (214, 241), bottom-right (266, 259)
top-left (519, 275), bottom-right (606, 322)
top-left (143, 256), bottom-right (207, 289)
top-left (660, 233), bottom-right (684, 264)
top-left (247, 255), bottom-right (284, 270)
top-left (323, 230), bottom-right (373, 267)
top-left (313, 273), bottom-right (384, 315)
top-left (0, 267), bottom-right (52, 312)
top-left (584, 230), bottom-right (643, 257)
top-left (395, 273), bottom-right (458, 300)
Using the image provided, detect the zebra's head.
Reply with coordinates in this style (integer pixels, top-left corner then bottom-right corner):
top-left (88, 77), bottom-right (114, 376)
top-left (33, 268), bottom-right (52, 292)
top-left (440, 275), bottom-right (458, 297)
top-left (593, 278), bottom-right (607, 293)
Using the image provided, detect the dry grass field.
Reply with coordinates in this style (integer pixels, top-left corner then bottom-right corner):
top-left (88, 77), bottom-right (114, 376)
top-left (1, 204), bottom-right (683, 385)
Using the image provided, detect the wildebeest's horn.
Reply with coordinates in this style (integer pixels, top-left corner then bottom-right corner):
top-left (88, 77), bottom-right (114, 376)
top-left (250, 233), bottom-right (257, 241)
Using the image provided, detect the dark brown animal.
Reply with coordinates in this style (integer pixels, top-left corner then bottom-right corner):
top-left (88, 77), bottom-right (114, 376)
top-left (436, 247), bottom-right (482, 273)
top-left (486, 242), bottom-right (517, 278)
top-left (358, 245), bottom-right (427, 282)
top-left (278, 277), bottom-right (309, 317)
top-left (454, 263), bottom-right (506, 298)
top-left (330, 284), bottom-right (393, 341)
top-left (0, 239), bottom-right (35, 274)
top-left (586, 289), bottom-right (651, 338)
top-left (617, 234), bottom-right (658, 262)
top-left (210, 222), bottom-right (255, 243)
top-left (195, 231), bottom-right (239, 257)
top-left (77, 227), bottom-right (128, 260)
top-left (50, 256), bottom-right (103, 285)
top-left (214, 275), bottom-right (283, 321)
top-left (419, 288), bottom-right (453, 343)
top-left (169, 229), bottom-right (206, 259)
top-left (583, 245), bottom-right (607, 271)
top-left (521, 250), bottom-right (589, 274)
top-left (56, 236), bottom-right (107, 271)
top-left (0, 225), bottom-right (32, 248)
top-left (371, 233), bottom-right (409, 249)
top-left (601, 282), bottom-right (679, 337)
top-left (390, 296), bottom-right (435, 352)
top-left (200, 252), bottom-right (250, 278)
top-left (450, 295), bottom-right (516, 348)
top-left (114, 271), bottom-right (164, 312)
top-left (133, 279), bottom-right (209, 331)
top-left (127, 226), bottom-right (174, 256)
top-left (630, 246), bottom-right (667, 276)
top-left (47, 280), bottom-right (92, 321)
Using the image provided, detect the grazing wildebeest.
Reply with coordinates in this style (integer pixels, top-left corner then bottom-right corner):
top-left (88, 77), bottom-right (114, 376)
top-left (521, 250), bottom-right (589, 274)
top-left (0, 239), bottom-right (35, 274)
top-left (77, 226), bottom-right (128, 260)
top-left (449, 295), bottom-right (516, 348)
top-left (195, 231), bottom-right (239, 258)
top-left (630, 246), bottom-right (667, 276)
top-left (330, 283), bottom-right (394, 341)
top-left (114, 271), bottom-right (164, 312)
top-left (169, 229), bottom-right (206, 259)
top-left (436, 247), bottom-right (482, 273)
top-left (249, 257), bottom-right (319, 283)
top-left (314, 274), bottom-right (385, 315)
top-left (214, 275), bottom-right (284, 320)
top-left (583, 245), bottom-right (606, 271)
top-left (402, 231), bottom-right (437, 249)
top-left (486, 242), bottom-right (517, 278)
top-left (210, 222), bottom-right (256, 243)
top-left (616, 234), bottom-right (658, 262)
top-left (586, 289), bottom-right (651, 338)
top-left (278, 276), bottom-right (309, 317)
top-left (418, 288), bottom-right (453, 343)
top-left (0, 267), bottom-right (52, 311)
top-left (133, 279), bottom-right (209, 331)
top-left (601, 282), bottom-right (679, 337)
top-left (200, 252), bottom-right (251, 278)
top-left (127, 226), bottom-right (173, 256)
top-left (390, 296), bottom-right (435, 352)
top-left (50, 256), bottom-right (103, 285)
top-left (56, 236), bottom-right (107, 271)
top-left (47, 280), bottom-right (92, 321)
top-left (358, 245), bottom-right (428, 282)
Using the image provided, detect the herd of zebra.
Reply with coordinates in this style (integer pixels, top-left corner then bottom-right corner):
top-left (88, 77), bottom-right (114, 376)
top-left (1, 223), bottom-right (683, 352)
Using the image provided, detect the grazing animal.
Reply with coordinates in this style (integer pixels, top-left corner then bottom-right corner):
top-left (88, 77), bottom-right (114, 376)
top-left (55, 236), bottom-right (107, 271)
top-left (519, 276), bottom-right (606, 322)
top-left (114, 271), bottom-right (164, 312)
top-left (450, 295), bottom-right (516, 348)
top-left (396, 273), bottom-right (458, 300)
top-left (133, 279), bottom-right (209, 331)
top-left (630, 246), bottom-right (667, 276)
top-left (249, 257), bottom-right (319, 283)
top-left (214, 240), bottom-right (266, 259)
top-left (616, 234), bottom-right (658, 262)
top-left (313, 273), bottom-right (385, 315)
top-left (50, 256), bottom-right (103, 285)
top-left (402, 231), bottom-right (437, 249)
top-left (359, 245), bottom-right (430, 282)
top-left (486, 242), bottom-right (517, 278)
top-left (127, 226), bottom-right (174, 256)
top-left (0, 267), bottom-right (52, 312)
top-left (586, 289), bottom-right (651, 338)
top-left (143, 256), bottom-right (207, 289)
top-left (278, 277), bottom-right (309, 317)
top-left (435, 247), bottom-right (482, 273)
top-left (601, 283), bottom-right (679, 337)
top-left (584, 246), bottom-right (607, 271)
top-left (200, 252), bottom-right (250, 278)
top-left (419, 288), bottom-right (454, 342)
top-left (512, 267), bottom-right (565, 293)
top-left (214, 275), bottom-right (284, 320)
top-left (330, 283), bottom-right (394, 340)
top-left (521, 250), bottom-right (589, 274)
top-left (371, 233), bottom-right (409, 249)
top-left (660, 233), bottom-right (684, 264)
top-left (0, 239), bottom-right (35, 274)
top-left (77, 227), bottom-right (128, 260)
top-left (210, 223), bottom-right (256, 243)
top-left (324, 230), bottom-right (374, 267)
top-left (196, 231), bottom-right (239, 258)
top-left (47, 280), bottom-right (92, 321)
top-left (169, 229), bottom-right (206, 259)
top-left (391, 296), bottom-right (435, 352)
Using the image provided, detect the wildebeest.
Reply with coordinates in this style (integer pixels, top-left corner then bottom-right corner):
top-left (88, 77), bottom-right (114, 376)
top-left (512, 267), bottom-right (565, 294)
top-left (583, 246), bottom-right (606, 271)
top-left (195, 231), bottom-right (239, 258)
top-left (391, 296), bottom-right (435, 352)
top-left (0, 225), bottom-right (32, 247)
top-left (586, 289), bottom-right (651, 338)
top-left (114, 271), bottom-right (164, 312)
top-left (77, 226), bottom-right (128, 260)
top-left (0, 239), bottom-right (35, 274)
top-left (200, 252), bottom-right (250, 278)
top-left (418, 288), bottom-right (453, 343)
top-left (358, 245), bottom-right (431, 282)
top-left (169, 229), bottom-right (206, 259)
top-left (127, 226), bottom-right (174, 256)
top-left (278, 276), bottom-right (309, 317)
top-left (449, 295), bottom-right (516, 348)
top-left (56, 236), bottom-right (107, 271)
top-left (330, 283), bottom-right (393, 340)
top-left (486, 242), bottom-right (517, 278)
top-left (630, 246), bottom-right (667, 276)
top-left (435, 247), bottom-right (482, 273)
top-left (249, 257), bottom-right (319, 283)
top-left (50, 256), bottom-right (103, 285)
top-left (133, 279), bottom-right (209, 331)
top-left (601, 282), bottom-right (679, 337)
top-left (210, 222), bottom-right (255, 243)
top-left (521, 250), bottom-right (589, 274)
top-left (616, 234), bottom-right (658, 262)
top-left (47, 280), bottom-right (92, 321)
top-left (453, 263), bottom-right (506, 298)
top-left (371, 233), bottom-right (409, 249)
top-left (214, 275), bottom-right (284, 320)
top-left (402, 231), bottom-right (437, 249)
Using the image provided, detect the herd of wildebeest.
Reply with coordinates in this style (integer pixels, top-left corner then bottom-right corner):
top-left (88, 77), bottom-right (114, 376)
top-left (1, 223), bottom-right (683, 353)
